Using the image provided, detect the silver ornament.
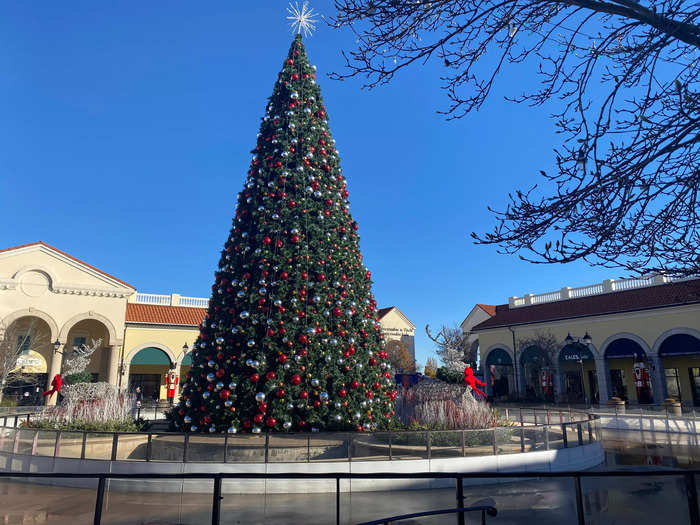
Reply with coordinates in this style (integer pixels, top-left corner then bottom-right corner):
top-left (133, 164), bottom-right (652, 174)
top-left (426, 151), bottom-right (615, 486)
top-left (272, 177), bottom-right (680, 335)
top-left (215, 336), bottom-right (224, 345)
top-left (229, 381), bottom-right (237, 389)
top-left (203, 391), bottom-right (211, 399)
top-left (228, 426), bottom-right (238, 434)
top-left (216, 381), bottom-right (224, 391)
top-left (311, 378), bottom-right (320, 387)
top-left (240, 311), bottom-right (250, 319)
top-left (247, 339), bottom-right (256, 347)
top-left (184, 416), bottom-right (192, 424)
top-left (206, 373), bottom-right (215, 382)
top-left (283, 421), bottom-right (292, 429)
top-left (252, 426), bottom-right (262, 434)
top-left (255, 392), bottom-right (266, 403)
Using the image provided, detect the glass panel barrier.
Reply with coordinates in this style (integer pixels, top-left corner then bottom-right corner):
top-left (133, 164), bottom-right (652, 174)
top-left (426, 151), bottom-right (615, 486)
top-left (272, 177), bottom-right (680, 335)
top-left (84, 432), bottom-right (113, 460)
top-left (16, 429), bottom-right (35, 455)
top-left (268, 433), bottom-right (308, 463)
top-left (496, 426), bottom-right (521, 455)
top-left (115, 433), bottom-right (148, 461)
top-left (150, 433), bottom-right (185, 461)
top-left (310, 433), bottom-right (351, 462)
top-left (352, 432), bottom-right (391, 461)
top-left (35, 431), bottom-right (58, 457)
top-left (463, 430), bottom-right (494, 457)
top-left (387, 431), bottom-right (423, 461)
top-left (186, 434), bottom-right (225, 462)
top-left (522, 427), bottom-right (545, 452)
top-left (430, 431), bottom-right (462, 458)
top-left (0, 476), bottom-right (97, 525)
top-left (581, 475), bottom-right (690, 524)
top-left (101, 478), bottom-right (212, 524)
top-left (57, 432), bottom-right (84, 459)
top-left (225, 434), bottom-right (265, 463)
top-left (0, 428), bottom-right (17, 453)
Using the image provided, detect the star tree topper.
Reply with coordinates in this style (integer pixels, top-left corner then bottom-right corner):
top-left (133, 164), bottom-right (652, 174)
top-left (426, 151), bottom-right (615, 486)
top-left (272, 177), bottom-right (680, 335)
top-left (287, 1), bottom-right (318, 37)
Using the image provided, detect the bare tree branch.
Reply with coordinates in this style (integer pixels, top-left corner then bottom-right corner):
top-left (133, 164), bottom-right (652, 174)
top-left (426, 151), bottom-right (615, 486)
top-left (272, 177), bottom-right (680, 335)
top-left (331, 0), bottom-right (700, 277)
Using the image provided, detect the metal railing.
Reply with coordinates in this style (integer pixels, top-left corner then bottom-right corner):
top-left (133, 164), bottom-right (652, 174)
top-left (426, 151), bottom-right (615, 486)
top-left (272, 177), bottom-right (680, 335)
top-left (0, 410), bottom-right (599, 463)
top-left (0, 469), bottom-right (699, 525)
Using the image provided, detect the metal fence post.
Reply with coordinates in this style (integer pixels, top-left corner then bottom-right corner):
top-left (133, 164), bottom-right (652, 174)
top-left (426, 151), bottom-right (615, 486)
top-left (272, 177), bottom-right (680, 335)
top-left (111, 434), bottom-right (118, 461)
top-left (93, 476), bottom-right (106, 525)
top-left (348, 435), bottom-right (353, 463)
top-left (520, 426), bottom-right (525, 452)
top-left (562, 425), bottom-right (568, 448)
top-left (388, 433), bottom-right (392, 461)
top-left (587, 419), bottom-right (593, 443)
top-left (223, 433), bottom-right (229, 464)
top-left (492, 428), bottom-right (498, 455)
top-left (574, 475), bottom-right (585, 525)
top-left (31, 430), bottom-right (38, 456)
top-left (183, 433), bottom-right (189, 463)
top-left (54, 431), bottom-right (61, 457)
top-left (336, 477), bottom-right (341, 525)
top-left (547, 410), bottom-right (551, 425)
top-left (211, 475), bottom-right (222, 525)
top-left (519, 408), bottom-right (523, 426)
top-left (427, 431), bottom-right (432, 460)
top-left (544, 425), bottom-right (549, 450)
top-left (577, 424), bottom-right (583, 446)
top-left (684, 473), bottom-right (700, 525)
top-left (307, 435), bottom-right (311, 463)
top-left (146, 433), bottom-right (152, 462)
top-left (80, 432), bottom-right (87, 460)
top-left (456, 476), bottom-right (466, 525)
top-left (461, 430), bottom-right (466, 457)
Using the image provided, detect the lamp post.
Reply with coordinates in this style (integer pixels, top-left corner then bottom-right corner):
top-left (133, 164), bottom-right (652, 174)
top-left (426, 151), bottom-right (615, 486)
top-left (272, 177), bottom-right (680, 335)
top-left (565, 332), bottom-right (593, 406)
top-left (52, 339), bottom-right (62, 355)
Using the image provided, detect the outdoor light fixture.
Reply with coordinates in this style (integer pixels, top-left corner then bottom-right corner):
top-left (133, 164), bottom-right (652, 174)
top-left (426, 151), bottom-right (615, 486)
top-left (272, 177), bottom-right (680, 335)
top-left (182, 342), bottom-right (189, 353)
top-left (52, 339), bottom-right (61, 353)
top-left (565, 333), bottom-right (574, 344)
top-left (583, 332), bottom-right (592, 345)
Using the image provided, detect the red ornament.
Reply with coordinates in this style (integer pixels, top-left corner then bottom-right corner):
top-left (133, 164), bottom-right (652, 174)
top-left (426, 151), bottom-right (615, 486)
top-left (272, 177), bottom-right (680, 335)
top-left (254, 413), bottom-right (264, 424)
top-left (299, 390), bottom-right (309, 399)
top-left (338, 388), bottom-right (347, 398)
top-left (266, 417), bottom-right (277, 428)
top-left (276, 388), bottom-right (286, 398)
top-left (278, 354), bottom-right (288, 363)
top-left (291, 375), bottom-right (302, 385)
top-left (290, 234), bottom-right (300, 243)
top-left (219, 390), bottom-right (230, 400)
top-left (250, 373), bottom-right (260, 382)
top-left (350, 380), bottom-right (359, 390)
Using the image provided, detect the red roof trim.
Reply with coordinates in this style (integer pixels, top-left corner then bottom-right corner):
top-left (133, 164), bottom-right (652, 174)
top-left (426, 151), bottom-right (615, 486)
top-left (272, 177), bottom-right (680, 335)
top-left (473, 278), bottom-right (700, 331)
top-left (0, 241), bottom-right (135, 289)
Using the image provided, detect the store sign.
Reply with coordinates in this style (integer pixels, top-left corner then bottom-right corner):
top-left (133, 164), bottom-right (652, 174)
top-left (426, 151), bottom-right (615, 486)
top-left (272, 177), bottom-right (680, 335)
top-left (16, 356), bottom-right (42, 367)
top-left (559, 345), bottom-right (594, 362)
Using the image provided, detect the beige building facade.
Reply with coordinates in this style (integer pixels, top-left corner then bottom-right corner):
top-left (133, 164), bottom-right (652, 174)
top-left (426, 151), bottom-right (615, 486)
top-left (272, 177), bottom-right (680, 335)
top-left (0, 242), bottom-right (415, 404)
top-left (469, 276), bottom-right (700, 405)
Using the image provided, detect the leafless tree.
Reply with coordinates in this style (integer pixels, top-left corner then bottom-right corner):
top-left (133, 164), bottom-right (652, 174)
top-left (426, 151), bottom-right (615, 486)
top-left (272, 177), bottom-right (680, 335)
top-left (0, 320), bottom-right (50, 405)
top-left (386, 339), bottom-right (416, 372)
top-left (426, 324), bottom-right (476, 370)
top-left (331, 1), bottom-right (699, 277)
top-left (517, 330), bottom-right (561, 367)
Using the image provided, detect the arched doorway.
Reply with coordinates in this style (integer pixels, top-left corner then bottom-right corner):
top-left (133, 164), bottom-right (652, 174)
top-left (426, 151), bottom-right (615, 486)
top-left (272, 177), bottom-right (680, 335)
top-left (559, 343), bottom-right (597, 404)
top-left (659, 334), bottom-right (700, 404)
top-left (63, 319), bottom-right (111, 382)
top-left (605, 338), bottom-right (652, 403)
top-left (520, 346), bottom-right (549, 401)
top-left (485, 348), bottom-right (513, 400)
top-left (180, 352), bottom-right (192, 387)
top-left (128, 347), bottom-right (174, 403)
top-left (1, 315), bottom-right (53, 406)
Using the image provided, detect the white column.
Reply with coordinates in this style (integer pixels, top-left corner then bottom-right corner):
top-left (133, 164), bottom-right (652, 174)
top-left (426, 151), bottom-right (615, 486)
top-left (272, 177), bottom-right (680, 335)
top-left (650, 354), bottom-right (666, 403)
top-left (45, 345), bottom-right (63, 406)
top-left (595, 358), bottom-right (609, 403)
top-left (107, 344), bottom-right (121, 386)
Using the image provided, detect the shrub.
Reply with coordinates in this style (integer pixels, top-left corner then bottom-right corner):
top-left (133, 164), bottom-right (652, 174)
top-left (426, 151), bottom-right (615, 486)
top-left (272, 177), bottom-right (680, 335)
top-left (63, 372), bottom-right (92, 385)
top-left (23, 418), bottom-right (145, 432)
top-left (436, 366), bottom-right (463, 384)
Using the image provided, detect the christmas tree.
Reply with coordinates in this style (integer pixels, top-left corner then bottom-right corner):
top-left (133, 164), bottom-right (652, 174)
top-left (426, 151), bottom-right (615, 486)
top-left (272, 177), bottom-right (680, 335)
top-left (170, 35), bottom-right (396, 434)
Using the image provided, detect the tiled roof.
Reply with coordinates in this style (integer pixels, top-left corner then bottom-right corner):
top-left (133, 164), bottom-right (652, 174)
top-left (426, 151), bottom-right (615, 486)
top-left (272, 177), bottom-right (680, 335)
top-left (473, 277), bottom-right (700, 331)
top-left (476, 304), bottom-right (497, 317)
top-left (377, 307), bottom-right (393, 319)
top-left (0, 241), bottom-right (135, 289)
top-left (126, 303), bottom-right (206, 326)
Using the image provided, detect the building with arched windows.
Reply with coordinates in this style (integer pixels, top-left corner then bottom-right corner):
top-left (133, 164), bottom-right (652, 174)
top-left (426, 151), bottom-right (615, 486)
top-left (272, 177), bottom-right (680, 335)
top-left (466, 275), bottom-right (700, 405)
top-left (0, 242), bottom-right (415, 404)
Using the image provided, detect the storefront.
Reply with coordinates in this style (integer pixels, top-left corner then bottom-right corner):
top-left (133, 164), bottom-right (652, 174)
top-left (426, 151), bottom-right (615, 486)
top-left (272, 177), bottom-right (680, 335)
top-left (484, 348), bottom-right (513, 399)
top-left (128, 347), bottom-right (174, 402)
top-left (659, 334), bottom-right (700, 405)
top-left (559, 344), bottom-right (597, 404)
top-left (520, 346), bottom-right (552, 401)
top-left (604, 338), bottom-right (652, 403)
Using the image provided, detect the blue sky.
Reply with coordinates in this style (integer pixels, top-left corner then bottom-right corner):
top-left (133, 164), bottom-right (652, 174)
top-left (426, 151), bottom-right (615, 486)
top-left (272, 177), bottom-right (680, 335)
top-left (0, 1), bottom-right (616, 366)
